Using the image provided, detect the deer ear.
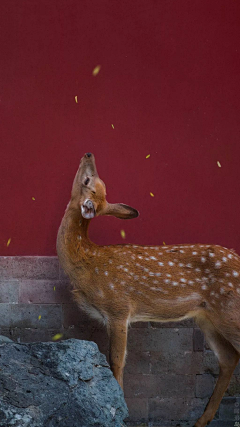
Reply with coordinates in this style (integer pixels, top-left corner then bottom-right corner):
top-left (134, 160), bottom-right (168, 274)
top-left (101, 203), bottom-right (139, 219)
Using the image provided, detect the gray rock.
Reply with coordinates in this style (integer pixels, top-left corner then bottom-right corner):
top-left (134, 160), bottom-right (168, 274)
top-left (0, 338), bottom-right (128, 427)
top-left (0, 335), bottom-right (13, 343)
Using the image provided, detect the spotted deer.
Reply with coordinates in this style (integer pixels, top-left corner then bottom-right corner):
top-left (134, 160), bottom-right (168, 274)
top-left (57, 152), bottom-right (240, 427)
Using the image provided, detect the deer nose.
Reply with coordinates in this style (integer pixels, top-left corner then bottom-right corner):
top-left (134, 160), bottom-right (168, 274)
top-left (85, 153), bottom-right (92, 158)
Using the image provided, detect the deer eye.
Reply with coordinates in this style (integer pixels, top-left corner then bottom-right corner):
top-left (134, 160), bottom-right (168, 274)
top-left (84, 177), bottom-right (90, 186)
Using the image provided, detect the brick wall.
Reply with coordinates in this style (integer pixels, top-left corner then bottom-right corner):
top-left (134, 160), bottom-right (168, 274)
top-left (0, 256), bottom-right (240, 426)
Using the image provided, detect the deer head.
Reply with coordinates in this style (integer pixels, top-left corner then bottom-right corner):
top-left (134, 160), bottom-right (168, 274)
top-left (71, 152), bottom-right (139, 220)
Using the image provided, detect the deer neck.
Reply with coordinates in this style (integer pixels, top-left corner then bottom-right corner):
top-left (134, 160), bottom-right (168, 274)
top-left (57, 201), bottom-right (96, 279)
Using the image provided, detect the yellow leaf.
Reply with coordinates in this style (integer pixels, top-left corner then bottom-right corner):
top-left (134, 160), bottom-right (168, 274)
top-left (217, 161), bottom-right (221, 168)
top-left (52, 333), bottom-right (63, 341)
top-left (7, 238), bottom-right (11, 247)
top-left (32, 197), bottom-right (35, 201)
top-left (75, 95), bottom-right (78, 103)
top-left (150, 192), bottom-right (154, 197)
top-left (38, 315), bottom-right (41, 320)
top-left (53, 286), bottom-right (56, 291)
top-left (163, 241), bottom-right (166, 245)
top-left (120, 230), bottom-right (126, 239)
top-left (111, 124), bottom-right (115, 129)
top-left (92, 65), bottom-right (101, 76)
top-left (146, 154), bottom-right (150, 159)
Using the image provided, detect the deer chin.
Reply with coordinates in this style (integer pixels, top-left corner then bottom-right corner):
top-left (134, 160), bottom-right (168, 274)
top-left (81, 200), bottom-right (96, 219)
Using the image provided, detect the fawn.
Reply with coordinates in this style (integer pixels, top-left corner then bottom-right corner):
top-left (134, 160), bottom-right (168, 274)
top-left (57, 152), bottom-right (240, 427)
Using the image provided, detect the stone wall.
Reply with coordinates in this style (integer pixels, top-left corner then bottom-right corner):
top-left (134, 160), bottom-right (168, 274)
top-left (0, 256), bottom-right (240, 426)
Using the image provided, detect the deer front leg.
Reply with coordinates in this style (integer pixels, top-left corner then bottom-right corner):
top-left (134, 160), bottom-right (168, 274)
top-left (109, 319), bottom-right (128, 389)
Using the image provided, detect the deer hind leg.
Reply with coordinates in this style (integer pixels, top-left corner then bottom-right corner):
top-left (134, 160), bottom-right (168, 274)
top-left (108, 319), bottom-right (128, 389)
top-left (194, 316), bottom-right (240, 427)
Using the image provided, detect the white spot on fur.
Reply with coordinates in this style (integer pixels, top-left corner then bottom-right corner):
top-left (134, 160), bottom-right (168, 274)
top-left (201, 257), bottom-right (206, 263)
top-left (95, 267), bottom-right (99, 274)
top-left (109, 283), bottom-right (114, 289)
top-left (104, 271), bottom-right (109, 276)
top-left (158, 262), bottom-right (164, 266)
top-left (201, 285), bottom-right (207, 290)
top-left (209, 252), bottom-right (215, 257)
top-left (150, 256), bottom-right (157, 260)
top-left (222, 257), bottom-right (227, 262)
top-left (192, 251), bottom-right (198, 255)
top-left (228, 254), bottom-right (233, 259)
top-left (215, 261), bottom-right (221, 268)
top-left (228, 282), bottom-right (233, 287)
top-left (233, 271), bottom-right (239, 277)
top-left (168, 261), bottom-right (174, 266)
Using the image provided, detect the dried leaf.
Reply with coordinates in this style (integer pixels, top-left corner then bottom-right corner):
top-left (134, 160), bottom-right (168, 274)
top-left (163, 241), bottom-right (166, 245)
top-left (217, 161), bottom-right (221, 168)
top-left (75, 96), bottom-right (78, 103)
top-left (150, 192), bottom-right (154, 197)
top-left (7, 238), bottom-right (11, 247)
top-left (120, 230), bottom-right (126, 239)
top-left (53, 286), bottom-right (56, 291)
top-left (92, 65), bottom-right (101, 76)
top-left (111, 124), bottom-right (115, 129)
top-left (32, 197), bottom-right (35, 201)
top-left (52, 333), bottom-right (63, 341)
top-left (146, 154), bottom-right (150, 159)
top-left (38, 315), bottom-right (41, 320)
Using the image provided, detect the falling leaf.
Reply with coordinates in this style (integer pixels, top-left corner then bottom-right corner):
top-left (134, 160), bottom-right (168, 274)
top-left (146, 154), bottom-right (150, 159)
top-left (150, 192), bottom-right (154, 197)
top-left (53, 286), bottom-right (56, 291)
top-left (92, 65), bottom-right (101, 76)
top-left (120, 230), bottom-right (126, 239)
top-left (75, 96), bottom-right (78, 103)
top-left (163, 241), bottom-right (166, 245)
top-left (52, 333), bottom-right (63, 341)
top-left (38, 315), bottom-right (41, 320)
top-left (111, 124), bottom-right (115, 129)
top-left (7, 238), bottom-right (11, 247)
top-left (217, 161), bottom-right (221, 168)
top-left (32, 197), bottom-right (35, 201)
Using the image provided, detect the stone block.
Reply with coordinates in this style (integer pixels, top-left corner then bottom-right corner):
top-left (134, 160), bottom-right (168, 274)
top-left (62, 303), bottom-right (90, 327)
top-left (0, 256), bottom-right (59, 280)
top-left (193, 328), bottom-right (204, 352)
top-left (19, 279), bottom-right (71, 303)
top-left (124, 373), bottom-right (195, 399)
top-left (125, 350), bottom-right (151, 374)
top-left (0, 280), bottom-right (19, 303)
top-left (0, 303), bottom-right (62, 329)
top-left (125, 398), bottom-right (148, 423)
top-left (150, 318), bottom-right (195, 328)
top-left (148, 397), bottom-right (208, 421)
top-left (195, 373), bottom-right (215, 398)
top-left (150, 350), bottom-right (203, 375)
top-left (219, 397), bottom-right (240, 420)
top-left (128, 327), bottom-right (193, 353)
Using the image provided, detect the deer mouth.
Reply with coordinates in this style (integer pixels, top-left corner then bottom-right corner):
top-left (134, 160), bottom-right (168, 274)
top-left (81, 199), bottom-right (96, 219)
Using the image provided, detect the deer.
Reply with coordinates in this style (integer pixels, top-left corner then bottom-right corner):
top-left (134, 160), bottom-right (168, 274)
top-left (57, 152), bottom-right (240, 427)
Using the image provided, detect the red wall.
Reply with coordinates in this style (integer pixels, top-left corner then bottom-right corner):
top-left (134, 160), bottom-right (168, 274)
top-left (1, 0), bottom-right (240, 256)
